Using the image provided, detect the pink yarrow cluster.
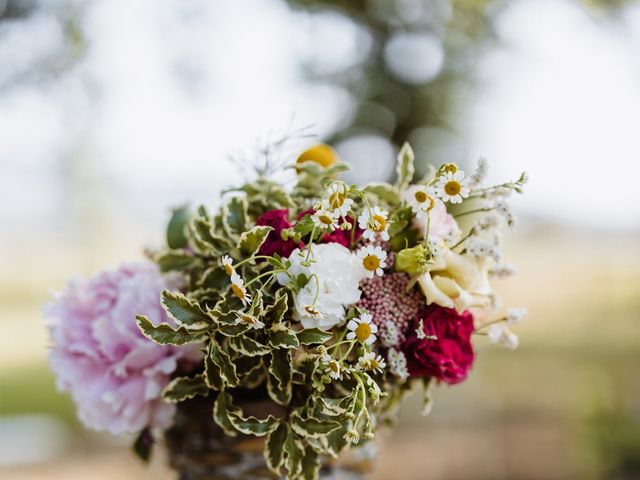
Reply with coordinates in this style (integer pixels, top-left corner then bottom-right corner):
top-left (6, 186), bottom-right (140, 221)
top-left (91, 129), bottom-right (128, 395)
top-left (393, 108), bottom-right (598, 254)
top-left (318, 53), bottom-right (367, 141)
top-left (357, 271), bottom-right (423, 345)
top-left (45, 262), bottom-right (199, 435)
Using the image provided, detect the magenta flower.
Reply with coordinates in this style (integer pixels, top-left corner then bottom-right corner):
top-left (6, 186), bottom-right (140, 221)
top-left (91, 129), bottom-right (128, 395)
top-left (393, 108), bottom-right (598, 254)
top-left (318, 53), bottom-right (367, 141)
top-left (44, 262), bottom-right (199, 435)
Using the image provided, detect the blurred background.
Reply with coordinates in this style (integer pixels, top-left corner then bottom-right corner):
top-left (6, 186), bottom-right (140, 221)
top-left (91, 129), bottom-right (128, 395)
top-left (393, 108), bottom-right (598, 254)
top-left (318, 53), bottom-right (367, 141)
top-left (1, 0), bottom-right (640, 478)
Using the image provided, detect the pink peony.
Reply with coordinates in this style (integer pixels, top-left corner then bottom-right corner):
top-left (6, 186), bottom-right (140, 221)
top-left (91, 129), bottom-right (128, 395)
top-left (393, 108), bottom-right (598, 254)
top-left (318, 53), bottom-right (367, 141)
top-left (402, 306), bottom-right (475, 385)
top-left (44, 262), bottom-right (199, 435)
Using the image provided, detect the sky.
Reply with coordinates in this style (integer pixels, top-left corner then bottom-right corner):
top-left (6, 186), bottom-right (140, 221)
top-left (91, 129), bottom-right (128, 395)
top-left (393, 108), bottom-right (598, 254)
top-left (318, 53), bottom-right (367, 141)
top-left (0, 0), bottom-right (639, 254)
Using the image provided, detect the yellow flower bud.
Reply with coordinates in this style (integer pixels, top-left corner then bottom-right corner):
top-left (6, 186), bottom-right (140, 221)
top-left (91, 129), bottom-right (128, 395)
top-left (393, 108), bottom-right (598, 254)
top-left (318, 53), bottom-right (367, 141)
top-left (296, 144), bottom-right (339, 168)
top-left (395, 245), bottom-right (429, 275)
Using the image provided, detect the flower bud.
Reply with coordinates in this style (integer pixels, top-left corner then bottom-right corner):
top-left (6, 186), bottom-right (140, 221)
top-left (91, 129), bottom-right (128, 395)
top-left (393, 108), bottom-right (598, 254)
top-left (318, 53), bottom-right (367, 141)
top-left (395, 245), bottom-right (429, 275)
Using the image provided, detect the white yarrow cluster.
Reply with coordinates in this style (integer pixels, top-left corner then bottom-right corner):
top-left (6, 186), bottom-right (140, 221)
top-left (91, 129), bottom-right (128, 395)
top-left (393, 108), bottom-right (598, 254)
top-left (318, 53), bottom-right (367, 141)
top-left (487, 324), bottom-right (519, 350)
top-left (387, 348), bottom-right (408, 380)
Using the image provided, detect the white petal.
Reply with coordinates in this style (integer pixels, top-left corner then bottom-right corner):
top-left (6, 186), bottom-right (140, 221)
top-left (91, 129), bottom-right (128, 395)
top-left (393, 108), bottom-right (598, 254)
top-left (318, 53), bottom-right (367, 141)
top-left (346, 332), bottom-right (356, 340)
top-left (347, 319), bottom-right (358, 331)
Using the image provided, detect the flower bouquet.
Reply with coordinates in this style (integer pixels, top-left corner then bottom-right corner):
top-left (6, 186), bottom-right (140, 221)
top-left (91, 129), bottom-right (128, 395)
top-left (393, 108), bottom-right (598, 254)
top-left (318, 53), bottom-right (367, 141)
top-left (45, 143), bottom-right (527, 479)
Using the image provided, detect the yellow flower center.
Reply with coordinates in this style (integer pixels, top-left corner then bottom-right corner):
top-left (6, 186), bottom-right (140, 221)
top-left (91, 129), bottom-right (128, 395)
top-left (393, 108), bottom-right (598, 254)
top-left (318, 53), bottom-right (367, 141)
top-left (371, 214), bottom-right (387, 232)
top-left (328, 361), bottom-right (340, 373)
top-left (318, 214), bottom-right (334, 225)
top-left (231, 284), bottom-right (245, 300)
top-left (224, 264), bottom-right (234, 275)
top-left (240, 315), bottom-right (255, 325)
top-left (363, 254), bottom-right (380, 272)
top-left (442, 163), bottom-right (458, 174)
top-left (414, 190), bottom-right (428, 203)
top-left (296, 144), bottom-right (339, 168)
top-left (444, 180), bottom-right (461, 196)
top-left (370, 358), bottom-right (379, 369)
top-left (329, 191), bottom-right (345, 209)
top-left (355, 323), bottom-right (371, 341)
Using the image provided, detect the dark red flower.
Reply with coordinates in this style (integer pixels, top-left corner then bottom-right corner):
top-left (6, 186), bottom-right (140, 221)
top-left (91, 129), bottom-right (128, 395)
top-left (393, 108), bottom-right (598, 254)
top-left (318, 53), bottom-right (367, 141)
top-left (255, 209), bottom-right (301, 258)
top-left (402, 306), bottom-right (475, 385)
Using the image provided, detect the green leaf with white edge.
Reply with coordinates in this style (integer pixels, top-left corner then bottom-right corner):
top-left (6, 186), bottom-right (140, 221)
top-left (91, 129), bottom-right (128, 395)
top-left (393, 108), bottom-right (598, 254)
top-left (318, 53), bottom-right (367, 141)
top-left (268, 323), bottom-right (299, 349)
top-left (239, 225), bottom-right (273, 256)
top-left (136, 315), bottom-right (207, 346)
top-left (265, 422), bottom-right (287, 473)
top-left (161, 375), bottom-right (209, 403)
top-left (361, 372), bottom-right (384, 404)
top-left (293, 214), bottom-right (314, 236)
top-left (228, 335), bottom-right (270, 357)
top-left (284, 430), bottom-right (304, 478)
top-left (267, 349), bottom-right (292, 406)
top-left (394, 141), bottom-right (415, 190)
top-left (388, 206), bottom-right (413, 238)
top-left (191, 217), bottom-right (217, 247)
top-left (364, 182), bottom-right (401, 207)
top-left (223, 196), bottom-right (248, 234)
top-left (324, 421), bottom-right (349, 457)
top-left (301, 448), bottom-right (320, 480)
top-left (264, 290), bottom-right (288, 325)
top-left (161, 290), bottom-right (213, 328)
top-left (167, 205), bottom-right (190, 249)
top-left (155, 249), bottom-right (198, 273)
top-left (204, 342), bottom-right (224, 391)
top-left (209, 337), bottom-right (239, 387)
top-left (198, 266), bottom-right (230, 291)
top-left (297, 328), bottom-right (333, 345)
top-left (290, 412), bottom-right (341, 438)
top-left (314, 396), bottom-right (348, 417)
top-left (213, 390), bottom-right (238, 437)
top-left (227, 410), bottom-right (279, 437)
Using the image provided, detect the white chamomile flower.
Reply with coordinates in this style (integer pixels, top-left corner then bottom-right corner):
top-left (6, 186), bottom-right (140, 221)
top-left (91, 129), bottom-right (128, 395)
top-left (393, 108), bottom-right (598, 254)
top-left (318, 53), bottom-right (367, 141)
top-left (325, 183), bottom-right (353, 216)
top-left (357, 245), bottom-right (387, 278)
top-left (358, 206), bottom-right (390, 241)
top-left (221, 255), bottom-right (234, 275)
top-left (358, 352), bottom-right (386, 373)
top-left (303, 304), bottom-right (324, 320)
top-left (487, 324), bottom-right (519, 350)
top-left (311, 208), bottom-right (339, 231)
top-left (321, 353), bottom-right (343, 380)
top-left (506, 307), bottom-right (527, 325)
top-left (408, 185), bottom-right (437, 215)
top-left (344, 429), bottom-right (360, 444)
top-left (230, 272), bottom-right (252, 306)
top-left (235, 312), bottom-right (264, 330)
top-left (435, 170), bottom-right (470, 204)
top-left (346, 313), bottom-right (378, 345)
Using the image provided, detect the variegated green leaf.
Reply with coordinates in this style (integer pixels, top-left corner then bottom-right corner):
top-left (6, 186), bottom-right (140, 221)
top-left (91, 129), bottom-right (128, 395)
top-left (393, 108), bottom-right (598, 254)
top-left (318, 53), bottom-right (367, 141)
top-left (227, 410), bottom-right (279, 437)
top-left (265, 422), bottom-right (287, 473)
top-left (394, 141), bottom-right (415, 190)
top-left (161, 375), bottom-right (209, 403)
top-left (223, 196), bottom-right (248, 234)
top-left (268, 323), bottom-right (299, 349)
top-left (228, 335), bottom-right (270, 356)
top-left (290, 412), bottom-right (341, 438)
top-left (155, 249), bottom-right (198, 272)
top-left (166, 205), bottom-right (190, 249)
top-left (267, 349), bottom-right (292, 406)
top-left (136, 315), bottom-right (206, 346)
top-left (264, 290), bottom-right (288, 324)
top-left (213, 390), bottom-right (238, 437)
top-left (209, 337), bottom-right (239, 387)
top-left (284, 430), bottom-right (304, 478)
top-left (239, 225), bottom-right (273, 256)
top-left (301, 449), bottom-right (320, 480)
top-left (364, 182), bottom-right (401, 206)
top-left (161, 290), bottom-right (213, 328)
top-left (217, 322), bottom-right (251, 337)
top-left (297, 328), bottom-right (333, 345)
top-left (204, 342), bottom-right (224, 390)
top-left (198, 266), bottom-right (230, 291)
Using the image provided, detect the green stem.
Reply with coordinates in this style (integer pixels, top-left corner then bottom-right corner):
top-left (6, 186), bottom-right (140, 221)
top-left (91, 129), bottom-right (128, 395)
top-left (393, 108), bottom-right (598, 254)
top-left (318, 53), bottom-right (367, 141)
top-left (244, 268), bottom-right (288, 288)
top-left (453, 208), bottom-right (491, 219)
top-left (474, 317), bottom-right (508, 333)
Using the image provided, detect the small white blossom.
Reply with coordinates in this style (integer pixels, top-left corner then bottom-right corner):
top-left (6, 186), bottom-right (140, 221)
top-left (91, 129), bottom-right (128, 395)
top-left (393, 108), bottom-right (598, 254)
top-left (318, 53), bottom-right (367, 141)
top-left (469, 157), bottom-right (489, 187)
top-left (344, 429), bottom-right (360, 444)
top-left (381, 320), bottom-right (399, 347)
top-left (230, 272), bottom-right (252, 306)
top-left (406, 185), bottom-right (437, 215)
top-left (357, 352), bottom-right (386, 373)
top-left (358, 206), bottom-right (390, 242)
top-left (235, 312), bottom-right (264, 330)
top-left (387, 348), bottom-right (408, 380)
top-left (507, 307), bottom-right (527, 325)
top-left (311, 208), bottom-right (339, 231)
top-left (324, 183), bottom-right (354, 217)
top-left (434, 171), bottom-right (470, 204)
top-left (487, 324), bottom-right (519, 350)
top-left (346, 313), bottom-right (378, 345)
top-left (357, 245), bottom-right (387, 278)
top-left (221, 255), bottom-right (234, 275)
top-left (321, 353), bottom-right (343, 380)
